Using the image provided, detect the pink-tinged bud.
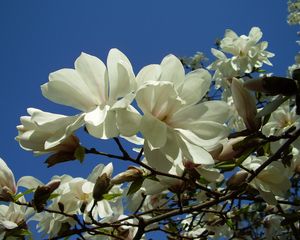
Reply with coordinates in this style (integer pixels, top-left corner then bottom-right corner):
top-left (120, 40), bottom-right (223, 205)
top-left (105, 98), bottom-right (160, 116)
top-left (0, 158), bottom-right (17, 201)
top-left (111, 167), bottom-right (143, 185)
top-left (231, 78), bottom-right (261, 131)
top-left (215, 137), bottom-right (246, 161)
top-left (226, 171), bottom-right (249, 190)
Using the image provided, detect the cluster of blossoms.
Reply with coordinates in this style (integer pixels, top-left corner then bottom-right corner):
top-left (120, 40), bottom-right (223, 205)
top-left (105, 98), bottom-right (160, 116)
top-left (288, 0), bottom-right (300, 25)
top-left (1, 23), bottom-right (300, 239)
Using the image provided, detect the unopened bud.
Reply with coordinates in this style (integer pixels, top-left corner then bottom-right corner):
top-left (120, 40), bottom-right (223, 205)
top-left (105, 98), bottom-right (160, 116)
top-left (216, 137), bottom-right (246, 161)
top-left (93, 173), bottom-right (112, 202)
top-left (292, 68), bottom-right (300, 81)
top-left (32, 180), bottom-right (61, 212)
top-left (0, 186), bottom-right (14, 202)
top-left (111, 167), bottom-right (143, 185)
top-left (244, 77), bottom-right (297, 96)
top-left (226, 171), bottom-right (249, 190)
top-left (295, 164), bottom-right (300, 174)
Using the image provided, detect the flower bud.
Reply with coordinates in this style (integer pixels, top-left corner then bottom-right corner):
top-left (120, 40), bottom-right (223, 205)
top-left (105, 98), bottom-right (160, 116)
top-left (292, 68), bottom-right (300, 81)
top-left (93, 163), bottom-right (113, 201)
top-left (243, 76), bottom-right (297, 96)
top-left (226, 171), bottom-right (249, 190)
top-left (231, 78), bottom-right (261, 131)
top-left (92, 173), bottom-right (111, 202)
top-left (32, 180), bottom-right (61, 212)
top-left (215, 137), bottom-right (246, 161)
top-left (111, 167), bottom-right (143, 185)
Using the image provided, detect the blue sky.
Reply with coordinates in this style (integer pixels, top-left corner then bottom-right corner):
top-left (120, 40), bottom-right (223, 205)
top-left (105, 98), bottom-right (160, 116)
top-left (0, 0), bottom-right (299, 237)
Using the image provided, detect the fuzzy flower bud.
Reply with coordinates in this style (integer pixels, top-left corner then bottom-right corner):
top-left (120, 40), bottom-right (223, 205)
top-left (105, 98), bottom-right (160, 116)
top-left (243, 76), bottom-right (298, 96)
top-left (93, 163), bottom-right (113, 201)
top-left (111, 166), bottom-right (143, 185)
top-left (226, 171), bottom-right (249, 190)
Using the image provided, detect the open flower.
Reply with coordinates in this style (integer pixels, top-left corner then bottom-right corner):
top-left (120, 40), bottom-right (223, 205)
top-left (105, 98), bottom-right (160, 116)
top-left (262, 100), bottom-right (300, 152)
top-left (208, 27), bottom-right (274, 83)
top-left (41, 49), bottom-right (140, 139)
top-left (16, 108), bottom-right (82, 159)
top-left (136, 54), bottom-right (230, 166)
top-left (242, 156), bottom-right (291, 205)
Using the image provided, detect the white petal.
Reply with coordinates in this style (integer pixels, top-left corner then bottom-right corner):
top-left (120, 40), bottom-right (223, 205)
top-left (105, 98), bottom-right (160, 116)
top-left (86, 111), bottom-right (119, 139)
top-left (249, 27), bottom-right (262, 43)
top-left (1, 220), bottom-right (18, 229)
top-left (144, 143), bottom-right (173, 172)
top-left (178, 137), bottom-right (214, 165)
top-left (97, 200), bottom-right (113, 218)
top-left (211, 48), bottom-right (227, 60)
top-left (258, 189), bottom-right (277, 205)
top-left (116, 108), bottom-right (141, 137)
top-left (44, 114), bottom-right (85, 149)
top-left (75, 52), bottom-right (108, 104)
top-left (42, 69), bottom-right (95, 111)
top-left (140, 113), bottom-right (167, 149)
top-left (176, 125), bottom-right (228, 150)
top-left (160, 54), bottom-right (185, 90)
top-left (107, 49), bottom-right (135, 100)
top-left (224, 29), bottom-right (238, 39)
top-left (87, 164), bottom-right (105, 183)
top-left (84, 105), bottom-right (110, 126)
top-left (17, 176), bottom-right (43, 189)
top-left (136, 64), bottom-right (161, 87)
top-left (180, 69), bottom-right (211, 105)
top-left (170, 101), bottom-right (230, 126)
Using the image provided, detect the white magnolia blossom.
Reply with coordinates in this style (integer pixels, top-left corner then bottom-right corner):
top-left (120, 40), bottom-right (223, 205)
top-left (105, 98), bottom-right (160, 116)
top-left (41, 49), bottom-right (140, 139)
top-left (262, 101), bottom-right (300, 152)
top-left (136, 54), bottom-right (230, 166)
top-left (16, 108), bottom-right (82, 154)
top-left (208, 27), bottom-right (274, 85)
top-left (263, 214), bottom-right (285, 240)
top-left (242, 156), bottom-right (291, 205)
top-left (0, 198), bottom-right (34, 240)
top-left (288, 0), bottom-right (300, 25)
top-left (288, 52), bottom-right (300, 78)
top-left (33, 163), bottom-right (123, 237)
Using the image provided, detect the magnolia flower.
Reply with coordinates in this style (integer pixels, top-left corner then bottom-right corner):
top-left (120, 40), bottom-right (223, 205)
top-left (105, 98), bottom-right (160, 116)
top-left (41, 49), bottom-right (140, 139)
top-left (242, 155), bottom-right (291, 205)
top-left (136, 54), bottom-right (230, 166)
top-left (288, 0), bottom-right (300, 25)
top-left (262, 101), bottom-right (300, 152)
top-left (263, 214), bottom-right (285, 240)
top-left (0, 198), bottom-right (34, 240)
top-left (16, 108), bottom-right (83, 155)
top-left (33, 163), bottom-right (123, 237)
top-left (208, 27), bottom-right (274, 83)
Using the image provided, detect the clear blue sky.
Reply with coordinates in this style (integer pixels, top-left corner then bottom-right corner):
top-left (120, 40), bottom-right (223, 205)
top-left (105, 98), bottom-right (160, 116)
top-left (0, 0), bottom-right (298, 237)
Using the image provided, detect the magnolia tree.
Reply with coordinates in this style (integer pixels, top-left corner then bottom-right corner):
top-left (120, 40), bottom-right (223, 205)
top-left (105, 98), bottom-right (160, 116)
top-left (2, 2), bottom-right (300, 240)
